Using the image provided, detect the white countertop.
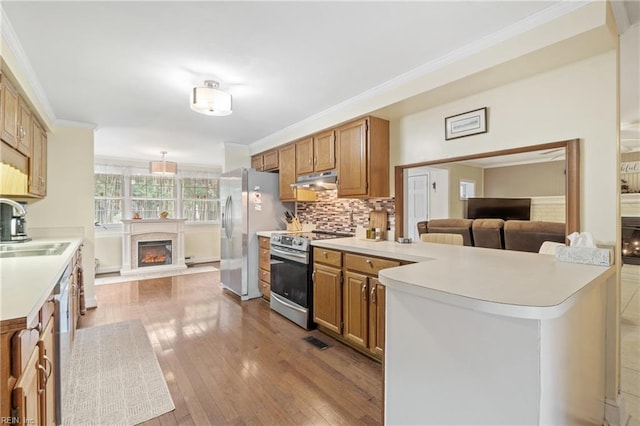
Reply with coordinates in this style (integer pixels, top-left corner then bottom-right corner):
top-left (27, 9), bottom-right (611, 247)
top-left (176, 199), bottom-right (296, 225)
top-left (311, 238), bottom-right (615, 319)
top-left (256, 230), bottom-right (295, 237)
top-left (0, 238), bottom-right (82, 331)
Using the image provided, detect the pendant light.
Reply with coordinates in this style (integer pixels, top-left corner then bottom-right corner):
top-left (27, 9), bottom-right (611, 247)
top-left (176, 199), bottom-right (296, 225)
top-left (190, 80), bottom-right (232, 116)
top-left (150, 151), bottom-right (177, 175)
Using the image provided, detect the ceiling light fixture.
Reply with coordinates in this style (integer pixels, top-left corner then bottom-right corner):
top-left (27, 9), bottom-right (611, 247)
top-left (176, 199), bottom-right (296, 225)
top-left (150, 151), bottom-right (177, 175)
top-left (190, 80), bottom-right (232, 116)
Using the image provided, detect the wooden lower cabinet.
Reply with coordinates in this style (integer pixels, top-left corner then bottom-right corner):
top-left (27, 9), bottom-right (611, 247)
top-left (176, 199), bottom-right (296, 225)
top-left (258, 237), bottom-right (271, 300)
top-left (313, 248), bottom-right (396, 361)
top-left (313, 264), bottom-right (342, 334)
top-left (39, 318), bottom-right (56, 426)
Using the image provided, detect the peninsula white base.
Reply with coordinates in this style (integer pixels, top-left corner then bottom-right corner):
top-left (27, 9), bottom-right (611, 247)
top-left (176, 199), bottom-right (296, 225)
top-left (384, 277), bottom-right (608, 425)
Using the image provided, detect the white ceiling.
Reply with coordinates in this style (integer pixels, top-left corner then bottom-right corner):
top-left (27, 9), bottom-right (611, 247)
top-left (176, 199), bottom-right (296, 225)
top-left (1, 1), bottom-right (638, 169)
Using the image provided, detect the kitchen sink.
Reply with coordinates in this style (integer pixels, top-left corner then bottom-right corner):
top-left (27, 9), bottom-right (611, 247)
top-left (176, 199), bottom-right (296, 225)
top-left (0, 242), bottom-right (70, 258)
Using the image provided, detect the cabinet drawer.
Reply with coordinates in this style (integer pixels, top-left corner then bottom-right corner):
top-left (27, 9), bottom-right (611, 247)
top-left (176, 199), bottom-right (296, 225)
top-left (259, 236), bottom-right (270, 249)
top-left (259, 248), bottom-right (271, 271)
top-left (259, 267), bottom-right (270, 284)
top-left (344, 253), bottom-right (400, 276)
top-left (313, 247), bottom-right (342, 267)
top-left (259, 280), bottom-right (271, 299)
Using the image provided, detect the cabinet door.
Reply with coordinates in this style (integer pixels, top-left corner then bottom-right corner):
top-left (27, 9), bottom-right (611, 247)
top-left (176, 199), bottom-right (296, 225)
top-left (251, 155), bottom-right (264, 171)
top-left (262, 150), bottom-right (279, 171)
top-left (278, 144), bottom-right (296, 201)
top-left (12, 344), bottom-right (41, 426)
top-left (29, 121), bottom-right (46, 197)
top-left (343, 271), bottom-right (368, 351)
top-left (336, 118), bottom-right (368, 197)
top-left (295, 137), bottom-right (314, 175)
top-left (38, 318), bottom-right (55, 426)
top-left (17, 98), bottom-right (32, 157)
top-left (368, 279), bottom-right (385, 357)
top-left (313, 130), bottom-right (335, 172)
top-left (313, 263), bottom-right (342, 334)
top-left (0, 77), bottom-right (19, 148)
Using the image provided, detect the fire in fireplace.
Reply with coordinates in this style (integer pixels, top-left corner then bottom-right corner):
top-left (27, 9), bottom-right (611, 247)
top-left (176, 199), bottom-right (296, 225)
top-left (622, 217), bottom-right (640, 265)
top-left (138, 240), bottom-right (172, 267)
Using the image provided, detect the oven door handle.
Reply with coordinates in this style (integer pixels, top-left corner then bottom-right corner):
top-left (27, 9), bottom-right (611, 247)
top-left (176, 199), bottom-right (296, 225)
top-left (271, 293), bottom-right (307, 314)
top-left (270, 247), bottom-right (308, 263)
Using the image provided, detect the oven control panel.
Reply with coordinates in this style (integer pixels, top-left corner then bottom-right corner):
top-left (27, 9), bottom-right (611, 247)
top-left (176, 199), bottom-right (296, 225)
top-left (270, 234), bottom-right (310, 252)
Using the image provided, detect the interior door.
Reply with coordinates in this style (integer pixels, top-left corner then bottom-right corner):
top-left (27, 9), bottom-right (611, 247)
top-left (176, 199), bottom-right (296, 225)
top-left (407, 173), bottom-right (429, 241)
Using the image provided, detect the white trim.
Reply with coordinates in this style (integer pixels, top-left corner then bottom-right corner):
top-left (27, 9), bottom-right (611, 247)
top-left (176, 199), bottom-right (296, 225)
top-left (610, 0), bottom-right (631, 35)
top-left (604, 395), bottom-right (629, 426)
top-left (55, 119), bottom-right (97, 130)
top-left (0, 5), bottom-right (57, 123)
top-left (251, 0), bottom-right (593, 153)
top-left (85, 297), bottom-right (98, 309)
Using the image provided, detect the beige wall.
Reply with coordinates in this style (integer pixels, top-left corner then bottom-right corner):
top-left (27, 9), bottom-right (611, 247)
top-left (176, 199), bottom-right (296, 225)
top-left (446, 163), bottom-right (484, 219)
top-left (26, 125), bottom-right (97, 306)
top-left (393, 50), bottom-right (618, 244)
top-left (485, 161), bottom-right (566, 197)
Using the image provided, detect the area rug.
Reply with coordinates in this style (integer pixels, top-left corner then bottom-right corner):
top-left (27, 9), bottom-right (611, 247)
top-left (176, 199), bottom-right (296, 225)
top-left (95, 265), bottom-right (218, 285)
top-left (63, 320), bottom-right (175, 425)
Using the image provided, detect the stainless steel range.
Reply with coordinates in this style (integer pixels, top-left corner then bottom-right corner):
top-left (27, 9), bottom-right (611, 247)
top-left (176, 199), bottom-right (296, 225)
top-left (269, 231), bottom-right (351, 329)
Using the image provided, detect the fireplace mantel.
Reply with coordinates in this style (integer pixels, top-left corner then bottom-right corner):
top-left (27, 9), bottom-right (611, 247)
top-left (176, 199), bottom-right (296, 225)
top-left (120, 219), bottom-right (187, 276)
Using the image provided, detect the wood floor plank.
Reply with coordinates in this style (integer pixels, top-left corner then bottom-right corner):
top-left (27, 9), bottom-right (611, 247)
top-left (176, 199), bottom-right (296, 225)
top-left (83, 269), bottom-right (383, 425)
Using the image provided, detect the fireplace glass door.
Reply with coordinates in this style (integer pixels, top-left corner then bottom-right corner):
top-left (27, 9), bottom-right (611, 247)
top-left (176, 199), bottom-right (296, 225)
top-left (138, 240), bottom-right (172, 267)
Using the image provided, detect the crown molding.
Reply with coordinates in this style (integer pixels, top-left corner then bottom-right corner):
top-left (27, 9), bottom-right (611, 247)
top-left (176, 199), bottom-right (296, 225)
top-left (251, 1), bottom-right (594, 151)
top-left (1, 5), bottom-right (57, 124)
top-left (55, 119), bottom-right (97, 130)
top-left (610, 0), bottom-right (631, 34)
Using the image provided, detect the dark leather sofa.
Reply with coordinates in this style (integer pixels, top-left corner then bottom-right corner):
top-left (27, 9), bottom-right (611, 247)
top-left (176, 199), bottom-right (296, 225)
top-left (417, 218), bottom-right (565, 253)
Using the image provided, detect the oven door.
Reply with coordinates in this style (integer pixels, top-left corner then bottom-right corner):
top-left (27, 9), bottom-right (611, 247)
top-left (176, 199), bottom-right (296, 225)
top-left (269, 246), bottom-right (310, 308)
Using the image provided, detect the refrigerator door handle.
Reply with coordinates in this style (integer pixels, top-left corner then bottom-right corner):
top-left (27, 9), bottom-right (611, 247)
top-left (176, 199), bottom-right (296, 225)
top-left (222, 195), bottom-right (230, 240)
top-left (226, 195), bottom-right (234, 240)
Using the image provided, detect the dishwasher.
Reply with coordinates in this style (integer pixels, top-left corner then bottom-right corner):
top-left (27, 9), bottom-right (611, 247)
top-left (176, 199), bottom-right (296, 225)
top-left (54, 264), bottom-right (72, 425)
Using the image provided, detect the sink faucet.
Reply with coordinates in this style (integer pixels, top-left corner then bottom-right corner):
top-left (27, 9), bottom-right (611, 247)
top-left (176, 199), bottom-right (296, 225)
top-left (0, 198), bottom-right (26, 217)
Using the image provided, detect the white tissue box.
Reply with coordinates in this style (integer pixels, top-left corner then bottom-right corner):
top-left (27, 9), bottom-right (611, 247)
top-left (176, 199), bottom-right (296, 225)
top-left (555, 246), bottom-right (612, 266)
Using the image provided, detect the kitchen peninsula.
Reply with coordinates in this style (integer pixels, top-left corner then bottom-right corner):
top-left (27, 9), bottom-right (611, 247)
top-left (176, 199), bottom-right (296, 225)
top-left (310, 238), bottom-right (615, 425)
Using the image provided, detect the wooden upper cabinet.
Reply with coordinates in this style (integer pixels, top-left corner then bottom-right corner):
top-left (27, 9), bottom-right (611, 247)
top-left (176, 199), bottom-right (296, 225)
top-left (296, 131), bottom-right (335, 176)
top-left (17, 98), bottom-right (32, 157)
top-left (251, 155), bottom-right (264, 171)
top-left (313, 130), bottom-right (336, 172)
top-left (336, 116), bottom-right (389, 198)
top-left (295, 137), bottom-right (314, 175)
top-left (29, 120), bottom-right (47, 197)
top-left (278, 144), bottom-right (296, 201)
top-left (252, 149), bottom-right (279, 172)
top-left (0, 76), bottom-right (19, 148)
top-left (262, 150), bottom-right (279, 171)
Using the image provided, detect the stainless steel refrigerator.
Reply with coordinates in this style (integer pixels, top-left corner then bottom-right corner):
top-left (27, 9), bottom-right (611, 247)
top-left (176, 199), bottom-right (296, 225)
top-left (220, 167), bottom-right (290, 300)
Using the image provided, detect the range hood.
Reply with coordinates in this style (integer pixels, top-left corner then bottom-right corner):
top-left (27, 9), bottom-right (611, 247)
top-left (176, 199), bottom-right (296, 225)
top-left (290, 170), bottom-right (337, 191)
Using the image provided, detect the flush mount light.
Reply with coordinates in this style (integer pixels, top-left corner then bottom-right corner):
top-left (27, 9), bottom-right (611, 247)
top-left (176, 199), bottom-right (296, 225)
top-left (150, 151), bottom-right (177, 175)
top-left (190, 80), bottom-right (232, 116)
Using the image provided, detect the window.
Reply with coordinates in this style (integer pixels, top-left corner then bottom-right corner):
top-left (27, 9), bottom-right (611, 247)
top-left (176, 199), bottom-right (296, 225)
top-left (131, 175), bottom-right (176, 219)
top-left (94, 164), bottom-right (220, 225)
top-left (181, 177), bottom-right (220, 221)
top-left (459, 179), bottom-right (476, 200)
top-left (94, 173), bottom-right (124, 225)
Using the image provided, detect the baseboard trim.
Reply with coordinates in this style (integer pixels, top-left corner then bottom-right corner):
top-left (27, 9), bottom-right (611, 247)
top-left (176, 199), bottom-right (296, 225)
top-left (85, 297), bottom-right (98, 309)
top-left (604, 394), bottom-right (629, 426)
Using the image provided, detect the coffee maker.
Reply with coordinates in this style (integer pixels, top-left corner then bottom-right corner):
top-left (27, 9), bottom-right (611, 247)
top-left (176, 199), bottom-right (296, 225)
top-left (0, 200), bottom-right (30, 242)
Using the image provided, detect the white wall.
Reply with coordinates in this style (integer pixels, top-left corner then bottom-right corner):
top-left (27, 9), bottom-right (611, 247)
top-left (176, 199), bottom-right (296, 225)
top-left (393, 51), bottom-right (618, 244)
top-left (223, 143), bottom-right (250, 172)
top-left (27, 125), bottom-right (97, 306)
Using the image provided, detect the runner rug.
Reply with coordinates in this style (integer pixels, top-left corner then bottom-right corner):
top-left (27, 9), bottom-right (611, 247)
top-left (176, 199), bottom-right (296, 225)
top-left (63, 320), bottom-right (175, 425)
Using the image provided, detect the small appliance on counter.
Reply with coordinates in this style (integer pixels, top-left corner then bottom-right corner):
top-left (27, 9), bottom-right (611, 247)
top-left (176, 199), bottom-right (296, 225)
top-left (0, 198), bottom-right (30, 243)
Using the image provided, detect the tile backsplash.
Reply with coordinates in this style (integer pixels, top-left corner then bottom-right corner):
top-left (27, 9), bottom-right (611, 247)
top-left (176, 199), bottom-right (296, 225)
top-left (296, 190), bottom-right (395, 234)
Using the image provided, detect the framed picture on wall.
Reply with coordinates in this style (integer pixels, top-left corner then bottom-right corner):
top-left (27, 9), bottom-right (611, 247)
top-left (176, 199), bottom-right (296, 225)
top-left (445, 107), bottom-right (487, 140)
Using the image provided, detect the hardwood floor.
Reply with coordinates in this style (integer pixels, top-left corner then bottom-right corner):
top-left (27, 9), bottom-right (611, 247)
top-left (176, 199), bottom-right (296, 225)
top-left (80, 269), bottom-right (383, 425)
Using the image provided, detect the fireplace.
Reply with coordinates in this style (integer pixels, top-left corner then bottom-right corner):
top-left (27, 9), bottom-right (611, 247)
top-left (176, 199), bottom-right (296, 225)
top-left (622, 217), bottom-right (640, 265)
top-left (138, 240), bottom-right (172, 267)
top-left (120, 219), bottom-right (187, 276)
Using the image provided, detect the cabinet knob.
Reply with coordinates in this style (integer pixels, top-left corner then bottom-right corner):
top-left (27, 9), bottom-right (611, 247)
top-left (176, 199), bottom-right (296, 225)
top-left (362, 284), bottom-right (367, 301)
top-left (370, 286), bottom-right (376, 303)
top-left (366, 259), bottom-right (373, 266)
top-left (322, 251), bottom-right (328, 257)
